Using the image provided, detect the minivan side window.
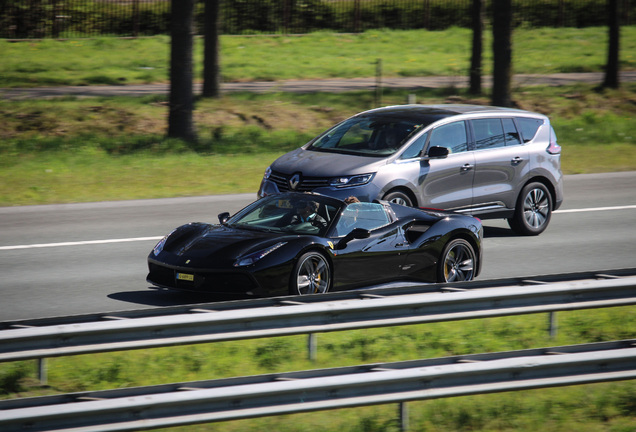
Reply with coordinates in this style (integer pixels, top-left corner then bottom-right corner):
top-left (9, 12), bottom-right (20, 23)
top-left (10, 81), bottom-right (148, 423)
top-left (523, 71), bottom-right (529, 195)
top-left (428, 121), bottom-right (468, 154)
top-left (515, 117), bottom-right (544, 142)
top-left (502, 118), bottom-right (522, 146)
top-left (400, 132), bottom-right (428, 159)
top-left (472, 118), bottom-right (506, 150)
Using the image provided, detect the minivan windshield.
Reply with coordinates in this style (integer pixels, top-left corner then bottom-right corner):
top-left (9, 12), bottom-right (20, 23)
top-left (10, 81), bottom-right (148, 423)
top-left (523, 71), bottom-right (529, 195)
top-left (307, 114), bottom-right (428, 157)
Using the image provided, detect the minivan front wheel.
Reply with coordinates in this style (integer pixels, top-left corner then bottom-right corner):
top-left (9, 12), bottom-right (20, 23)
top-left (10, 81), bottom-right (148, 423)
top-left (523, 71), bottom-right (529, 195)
top-left (508, 182), bottom-right (552, 236)
top-left (383, 190), bottom-right (413, 207)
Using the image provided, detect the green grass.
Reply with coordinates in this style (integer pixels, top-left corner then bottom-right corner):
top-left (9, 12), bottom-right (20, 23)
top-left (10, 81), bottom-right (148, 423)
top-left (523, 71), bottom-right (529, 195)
top-left (1, 83), bottom-right (635, 206)
top-left (1, 27), bottom-right (635, 87)
top-left (2, 307), bottom-right (635, 431)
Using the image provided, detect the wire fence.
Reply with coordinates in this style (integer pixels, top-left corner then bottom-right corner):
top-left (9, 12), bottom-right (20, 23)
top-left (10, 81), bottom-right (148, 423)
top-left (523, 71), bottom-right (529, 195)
top-left (1, 0), bottom-right (634, 39)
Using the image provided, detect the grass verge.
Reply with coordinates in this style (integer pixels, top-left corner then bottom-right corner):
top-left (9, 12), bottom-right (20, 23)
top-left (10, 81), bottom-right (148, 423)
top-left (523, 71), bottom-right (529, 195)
top-left (1, 307), bottom-right (635, 431)
top-left (1, 27), bottom-right (635, 88)
top-left (1, 84), bottom-right (635, 206)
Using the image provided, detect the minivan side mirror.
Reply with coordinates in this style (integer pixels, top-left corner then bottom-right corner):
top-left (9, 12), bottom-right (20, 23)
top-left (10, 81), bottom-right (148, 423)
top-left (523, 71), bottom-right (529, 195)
top-left (218, 212), bottom-right (230, 224)
top-left (425, 146), bottom-right (449, 159)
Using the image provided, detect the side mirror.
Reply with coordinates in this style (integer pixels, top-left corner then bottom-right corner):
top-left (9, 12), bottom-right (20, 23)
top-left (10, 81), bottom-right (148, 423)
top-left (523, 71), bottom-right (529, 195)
top-left (425, 146), bottom-right (449, 159)
top-left (336, 228), bottom-right (370, 249)
top-left (218, 212), bottom-right (230, 224)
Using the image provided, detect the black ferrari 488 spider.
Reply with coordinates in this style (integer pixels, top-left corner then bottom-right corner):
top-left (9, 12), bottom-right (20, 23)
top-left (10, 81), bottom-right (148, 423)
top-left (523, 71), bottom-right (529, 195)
top-left (147, 192), bottom-right (483, 297)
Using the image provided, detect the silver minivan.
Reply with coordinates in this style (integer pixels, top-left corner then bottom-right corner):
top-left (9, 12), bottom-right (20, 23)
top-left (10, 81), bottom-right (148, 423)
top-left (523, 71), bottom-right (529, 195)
top-left (258, 104), bottom-right (563, 235)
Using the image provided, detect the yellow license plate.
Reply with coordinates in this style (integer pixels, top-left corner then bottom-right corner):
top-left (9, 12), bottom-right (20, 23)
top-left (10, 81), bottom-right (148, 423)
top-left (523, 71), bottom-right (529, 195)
top-left (177, 273), bottom-right (194, 281)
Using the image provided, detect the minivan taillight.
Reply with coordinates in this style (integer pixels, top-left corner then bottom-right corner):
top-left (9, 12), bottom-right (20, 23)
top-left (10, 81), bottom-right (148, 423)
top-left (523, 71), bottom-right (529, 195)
top-left (547, 127), bottom-right (561, 155)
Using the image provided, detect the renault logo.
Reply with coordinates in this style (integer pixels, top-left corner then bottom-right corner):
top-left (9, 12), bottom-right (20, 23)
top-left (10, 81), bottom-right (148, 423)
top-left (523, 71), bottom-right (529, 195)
top-left (289, 173), bottom-right (301, 190)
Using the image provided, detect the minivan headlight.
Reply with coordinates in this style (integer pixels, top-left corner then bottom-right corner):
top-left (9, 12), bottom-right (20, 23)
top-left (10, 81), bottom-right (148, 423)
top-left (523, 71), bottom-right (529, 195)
top-left (330, 173), bottom-right (374, 188)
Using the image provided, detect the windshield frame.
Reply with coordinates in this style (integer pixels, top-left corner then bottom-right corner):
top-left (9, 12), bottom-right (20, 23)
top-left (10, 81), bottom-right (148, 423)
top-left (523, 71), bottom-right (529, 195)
top-left (225, 193), bottom-right (345, 237)
top-left (306, 112), bottom-right (436, 158)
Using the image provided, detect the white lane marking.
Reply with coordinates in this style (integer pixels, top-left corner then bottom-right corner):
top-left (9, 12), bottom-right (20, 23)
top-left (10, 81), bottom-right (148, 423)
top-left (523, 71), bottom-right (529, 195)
top-left (1, 205), bottom-right (634, 251)
top-left (554, 204), bottom-right (636, 214)
top-left (0, 236), bottom-right (163, 251)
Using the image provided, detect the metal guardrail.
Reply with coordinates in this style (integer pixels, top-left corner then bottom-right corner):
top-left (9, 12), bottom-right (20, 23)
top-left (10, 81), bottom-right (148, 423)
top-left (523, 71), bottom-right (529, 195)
top-left (1, 339), bottom-right (635, 432)
top-left (1, 269), bottom-right (635, 362)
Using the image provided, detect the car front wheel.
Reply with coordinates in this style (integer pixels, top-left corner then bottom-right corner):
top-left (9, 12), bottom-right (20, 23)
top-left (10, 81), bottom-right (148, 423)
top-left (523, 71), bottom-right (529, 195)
top-left (383, 190), bottom-right (414, 207)
top-left (291, 251), bottom-right (331, 295)
top-left (508, 182), bottom-right (552, 236)
top-left (437, 238), bottom-right (477, 283)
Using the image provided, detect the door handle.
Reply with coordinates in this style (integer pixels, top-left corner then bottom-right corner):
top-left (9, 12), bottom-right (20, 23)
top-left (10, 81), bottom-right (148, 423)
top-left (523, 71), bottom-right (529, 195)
top-left (511, 156), bottom-right (524, 164)
top-left (461, 164), bottom-right (473, 172)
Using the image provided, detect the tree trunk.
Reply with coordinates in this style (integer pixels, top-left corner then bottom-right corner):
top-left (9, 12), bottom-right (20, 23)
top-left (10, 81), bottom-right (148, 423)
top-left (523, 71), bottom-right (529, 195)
top-left (202, 0), bottom-right (221, 98)
top-left (168, 0), bottom-right (197, 142)
top-left (491, 0), bottom-right (513, 107)
top-left (603, 0), bottom-right (620, 88)
top-left (469, 0), bottom-right (483, 95)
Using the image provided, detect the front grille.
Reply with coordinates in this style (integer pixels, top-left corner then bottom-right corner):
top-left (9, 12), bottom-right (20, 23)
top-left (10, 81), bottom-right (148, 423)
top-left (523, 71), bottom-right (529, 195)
top-left (148, 263), bottom-right (258, 294)
top-left (270, 170), bottom-right (331, 192)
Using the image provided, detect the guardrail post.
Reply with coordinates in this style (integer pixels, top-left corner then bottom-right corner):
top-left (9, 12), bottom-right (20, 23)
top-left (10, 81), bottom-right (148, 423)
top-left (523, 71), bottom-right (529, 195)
top-left (307, 333), bottom-right (317, 361)
top-left (37, 358), bottom-right (47, 386)
top-left (549, 311), bottom-right (558, 338)
top-left (399, 402), bottom-right (409, 431)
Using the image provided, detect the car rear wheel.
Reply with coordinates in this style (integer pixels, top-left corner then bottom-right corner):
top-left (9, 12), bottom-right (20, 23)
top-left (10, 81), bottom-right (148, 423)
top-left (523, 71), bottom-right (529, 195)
top-left (383, 190), bottom-right (413, 207)
top-left (437, 238), bottom-right (476, 283)
top-left (291, 251), bottom-right (331, 295)
top-left (508, 182), bottom-right (552, 236)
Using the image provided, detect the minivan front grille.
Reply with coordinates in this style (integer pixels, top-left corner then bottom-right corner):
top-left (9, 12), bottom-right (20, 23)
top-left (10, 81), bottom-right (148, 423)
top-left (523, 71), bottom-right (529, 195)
top-left (269, 170), bottom-right (331, 192)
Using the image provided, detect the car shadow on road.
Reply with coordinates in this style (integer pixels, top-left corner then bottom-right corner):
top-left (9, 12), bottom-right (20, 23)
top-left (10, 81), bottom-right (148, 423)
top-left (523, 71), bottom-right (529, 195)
top-left (482, 225), bottom-right (518, 238)
top-left (108, 288), bottom-right (248, 307)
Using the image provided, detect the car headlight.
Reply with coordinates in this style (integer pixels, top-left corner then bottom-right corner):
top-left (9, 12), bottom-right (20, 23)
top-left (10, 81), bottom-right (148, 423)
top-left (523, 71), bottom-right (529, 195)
top-left (152, 229), bottom-right (177, 256)
top-left (152, 236), bottom-right (168, 256)
top-left (262, 166), bottom-right (272, 180)
top-left (234, 242), bottom-right (287, 267)
top-left (330, 173), bottom-right (374, 188)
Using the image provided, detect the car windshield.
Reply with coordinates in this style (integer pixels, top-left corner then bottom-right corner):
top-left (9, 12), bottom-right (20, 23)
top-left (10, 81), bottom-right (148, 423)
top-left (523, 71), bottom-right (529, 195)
top-left (225, 194), bottom-right (343, 236)
top-left (307, 114), bottom-right (426, 157)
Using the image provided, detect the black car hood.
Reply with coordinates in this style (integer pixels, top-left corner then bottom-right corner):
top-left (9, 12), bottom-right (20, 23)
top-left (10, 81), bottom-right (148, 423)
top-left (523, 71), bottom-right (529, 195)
top-left (159, 223), bottom-right (289, 267)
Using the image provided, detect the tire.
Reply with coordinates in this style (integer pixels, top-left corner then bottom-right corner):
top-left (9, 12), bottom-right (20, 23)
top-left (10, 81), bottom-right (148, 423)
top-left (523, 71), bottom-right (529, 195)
top-left (437, 238), bottom-right (477, 283)
top-left (507, 182), bottom-right (552, 236)
top-left (383, 190), bottom-right (414, 207)
top-left (290, 251), bottom-right (331, 295)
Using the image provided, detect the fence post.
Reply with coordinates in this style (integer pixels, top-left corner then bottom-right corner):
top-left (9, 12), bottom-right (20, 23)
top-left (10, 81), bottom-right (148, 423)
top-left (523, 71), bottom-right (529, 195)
top-left (307, 333), bottom-right (317, 361)
top-left (549, 311), bottom-right (558, 338)
top-left (399, 402), bottom-right (409, 431)
top-left (37, 358), bottom-right (47, 386)
top-left (375, 58), bottom-right (383, 107)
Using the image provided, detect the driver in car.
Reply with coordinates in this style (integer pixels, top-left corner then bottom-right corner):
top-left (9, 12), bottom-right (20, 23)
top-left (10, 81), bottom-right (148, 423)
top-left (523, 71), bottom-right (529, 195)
top-left (289, 200), bottom-right (327, 227)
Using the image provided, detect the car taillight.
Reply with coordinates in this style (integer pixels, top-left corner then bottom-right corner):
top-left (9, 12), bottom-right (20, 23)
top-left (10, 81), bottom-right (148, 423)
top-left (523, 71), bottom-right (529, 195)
top-left (547, 129), bottom-right (561, 155)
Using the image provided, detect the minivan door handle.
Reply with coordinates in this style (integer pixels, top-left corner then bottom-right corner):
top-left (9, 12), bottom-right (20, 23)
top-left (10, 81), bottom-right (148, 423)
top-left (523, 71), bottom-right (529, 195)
top-left (461, 164), bottom-right (474, 172)
top-left (511, 156), bottom-right (524, 165)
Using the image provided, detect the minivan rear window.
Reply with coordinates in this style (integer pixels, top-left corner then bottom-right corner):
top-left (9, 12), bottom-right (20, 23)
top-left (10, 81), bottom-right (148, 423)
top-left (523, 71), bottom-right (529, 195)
top-left (515, 117), bottom-right (544, 142)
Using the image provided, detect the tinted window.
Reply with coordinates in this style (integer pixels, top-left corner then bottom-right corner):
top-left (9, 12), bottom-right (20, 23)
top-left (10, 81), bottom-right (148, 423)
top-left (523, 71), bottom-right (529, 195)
top-left (515, 117), bottom-right (544, 142)
top-left (308, 115), bottom-right (425, 157)
top-left (429, 121), bottom-right (468, 154)
top-left (502, 118), bottom-right (522, 146)
top-left (400, 132), bottom-right (428, 159)
top-left (472, 118), bottom-right (506, 150)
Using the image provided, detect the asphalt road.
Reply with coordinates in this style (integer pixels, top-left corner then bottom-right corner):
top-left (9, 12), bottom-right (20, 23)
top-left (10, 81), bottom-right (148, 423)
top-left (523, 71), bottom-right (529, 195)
top-left (1, 171), bottom-right (635, 321)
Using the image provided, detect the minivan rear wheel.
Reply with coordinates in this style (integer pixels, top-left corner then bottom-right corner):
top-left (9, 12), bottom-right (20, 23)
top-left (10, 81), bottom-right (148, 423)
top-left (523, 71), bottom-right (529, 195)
top-left (508, 182), bottom-right (552, 236)
top-left (383, 190), bottom-right (413, 207)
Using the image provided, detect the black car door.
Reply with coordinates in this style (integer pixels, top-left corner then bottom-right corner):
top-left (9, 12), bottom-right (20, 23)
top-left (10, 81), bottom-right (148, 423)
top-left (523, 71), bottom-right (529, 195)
top-left (329, 224), bottom-right (408, 289)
